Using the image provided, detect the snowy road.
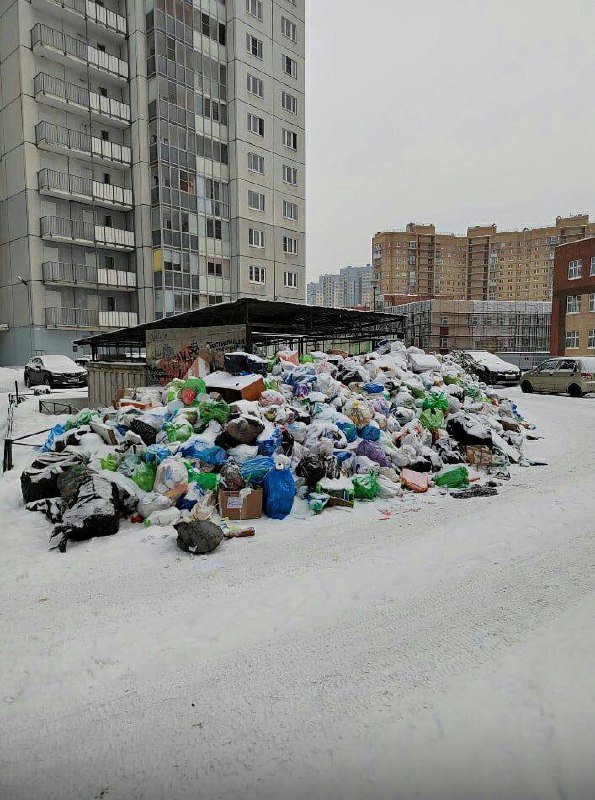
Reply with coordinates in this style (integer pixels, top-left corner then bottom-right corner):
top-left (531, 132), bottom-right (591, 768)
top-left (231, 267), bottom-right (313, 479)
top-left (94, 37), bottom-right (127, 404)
top-left (0, 389), bottom-right (594, 800)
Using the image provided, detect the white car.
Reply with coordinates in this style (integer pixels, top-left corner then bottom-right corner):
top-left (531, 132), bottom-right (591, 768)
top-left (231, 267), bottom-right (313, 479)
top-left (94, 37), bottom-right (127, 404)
top-left (459, 351), bottom-right (521, 386)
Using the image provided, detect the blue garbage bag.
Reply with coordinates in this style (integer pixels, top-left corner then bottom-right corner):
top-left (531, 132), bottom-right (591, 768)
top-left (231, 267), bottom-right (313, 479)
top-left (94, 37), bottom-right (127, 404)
top-left (144, 443), bottom-right (171, 465)
top-left (42, 423), bottom-right (66, 452)
top-left (181, 440), bottom-right (228, 466)
top-left (240, 456), bottom-right (275, 486)
top-left (336, 420), bottom-right (357, 443)
top-left (257, 426), bottom-right (283, 456)
top-left (360, 423), bottom-right (381, 441)
top-left (263, 465), bottom-right (295, 520)
top-left (176, 484), bottom-right (204, 512)
top-left (363, 382), bottom-right (385, 394)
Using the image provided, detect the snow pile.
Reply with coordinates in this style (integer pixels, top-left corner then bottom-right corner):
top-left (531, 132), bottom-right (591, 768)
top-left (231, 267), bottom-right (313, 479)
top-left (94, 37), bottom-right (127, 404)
top-left (20, 341), bottom-right (538, 552)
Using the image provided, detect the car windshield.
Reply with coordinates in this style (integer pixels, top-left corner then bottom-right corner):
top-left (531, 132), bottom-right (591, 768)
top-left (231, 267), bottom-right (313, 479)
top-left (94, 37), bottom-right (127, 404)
top-left (42, 356), bottom-right (78, 369)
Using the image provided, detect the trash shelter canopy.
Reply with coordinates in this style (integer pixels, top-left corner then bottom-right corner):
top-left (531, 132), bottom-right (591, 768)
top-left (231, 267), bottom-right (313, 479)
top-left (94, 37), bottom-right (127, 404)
top-left (75, 299), bottom-right (406, 360)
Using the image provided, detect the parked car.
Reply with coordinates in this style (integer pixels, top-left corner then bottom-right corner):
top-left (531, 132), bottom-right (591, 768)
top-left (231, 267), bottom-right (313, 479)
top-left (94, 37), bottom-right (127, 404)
top-left (456, 351), bottom-right (521, 385)
top-left (24, 355), bottom-right (88, 389)
top-left (520, 356), bottom-right (595, 397)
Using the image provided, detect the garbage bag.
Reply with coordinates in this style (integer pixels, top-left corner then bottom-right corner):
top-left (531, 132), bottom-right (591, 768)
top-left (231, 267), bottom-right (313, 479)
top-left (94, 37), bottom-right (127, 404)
top-left (422, 392), bottom-right (449, 412)
top-left (336, 420), bottom-right (358, 443)
top-left (363, 382), bottom-right (385, 394)
top-left (295, 455), bottom-right (329, 489)
top-left (220, 459), bottom-right (246, 492)
top-left (181, 440), bottom-right (228, 466)
top-left (193, 472), bottom-right (220, 492)
top-left (179, 378), bottom-right (207, 407)
top-left (144, 443), bottom-right (172, 465)
top-left (434, 465), bottom-right (469, 489)
top-left (257, 426), bottom-right (283, 456)
top-left (42, 423), bottom-right (67, 453)
top-left (355, 440), bottom-right (392, 468)
top-left (199, 400), bottom-right (231, 426)
top-left (154, 457), bottom-right (188, 502)
top-left (447, 412), bottom-right (492, 446)
top-left (131, 460), bottom-right (157, 492)
top-left (419, 408), bottom-right (445, 431)
top-left (225, 415), bottom-right (265, 444)
top-left (240, 456), bottom-right (275, 486)
top-left (50, 475), bottom-right (119, 551)
top-left (176, 484), bottom-right (204, 512)
top-left (263, 463), bottom-right (295, 520)
top-left (100, 453), bottom-right (120, 472)
top-left (280, 429), bottom-right (294, 456)
top-left (175, 519), bottom-right (224, 554)
top-left (353, 472), bottom-right (379, 500)
top-left (163, 420), bottom-right (193, 443)
top-left (130, 418), bottom-right (158, 445)
top-left (308, 492), bottom-right (330, 514)
top-left (360, 423), bottom-right (381, 441)
top-left (260, 390), bottom-right (285, 407)
top-left (138, 492), bottom-right (172, 519)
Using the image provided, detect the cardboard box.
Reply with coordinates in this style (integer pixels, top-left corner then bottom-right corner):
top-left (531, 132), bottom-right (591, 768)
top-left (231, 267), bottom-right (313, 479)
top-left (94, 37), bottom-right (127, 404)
top-left (205, 372), bottom-right (265, 403)
top-left (219, 487), bottom-right (263, 520)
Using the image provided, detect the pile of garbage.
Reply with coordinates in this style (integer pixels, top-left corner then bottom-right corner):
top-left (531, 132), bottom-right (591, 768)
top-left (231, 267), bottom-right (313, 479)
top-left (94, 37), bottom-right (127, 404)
top-left (20, 341), bottom-right (537, 553)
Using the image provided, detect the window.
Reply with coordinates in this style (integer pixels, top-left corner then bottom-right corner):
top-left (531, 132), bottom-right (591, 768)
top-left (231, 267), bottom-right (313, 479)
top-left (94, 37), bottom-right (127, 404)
top-left (281, 16), bottom-right (297, 42)
top-left (282, 128), bottom-right (297, 150)
top-left (249, 265), bottom-right (266, 284)
top-left (590, 293), bottom-right (595, 312)
top-left (283, 235), bottom-right (298, 254)
top-left (247, 73), bottom-right (263, 98)
top-left (281, 91), bottom-right (297, 114)
top-left (567, 295), bottom-right (581, 314)
top-left (248, 190), bottom-right (265, 211)
top-left (247, 34), bottom-right (263, 59)
top-left (440, 316), bottom-right (449, 326)
top-left (282, 54), bottom-right (297, 78)
top-left (440, 337), bottom-right (448, 349)
top-left (565, 331), bottom-right (579, 349)
top-left (101, 130), bottom-right (109, 141)
top-left (556, 359), bottom-right (577, 372)
top-left (282, 164), bottom-right (297, 185)
top-left (568, 259), bottom-right (582, 279)
top-left (246, 0), bottom-right (262, 20)
top-left (588, 330), bottom-right (595, 349)
top-left (249, 228), bottom-right (265, 248)
top-left (284, 271), bottom-right (298, 288)
top-left (247, 113), bottom-right (265, 136)
top-left (208, 294), bottom-right (223, 305)
top-left (207, 261), bottom-right (222, 277)
top-left (283, 200), bottom-right (298, 220)
top-left (590, 256), bottom-right (595, 276)
top-left (248, 152), bottom-right (265, 174)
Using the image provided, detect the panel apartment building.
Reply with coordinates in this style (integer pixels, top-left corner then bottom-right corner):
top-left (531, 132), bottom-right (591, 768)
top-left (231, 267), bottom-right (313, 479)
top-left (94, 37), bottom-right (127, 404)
top-left (307, 264), bottom-right (372, 310)
top-left (372, 215), bottom-right (594, 305)
top-left (0, 0), bottom-right (305, 364)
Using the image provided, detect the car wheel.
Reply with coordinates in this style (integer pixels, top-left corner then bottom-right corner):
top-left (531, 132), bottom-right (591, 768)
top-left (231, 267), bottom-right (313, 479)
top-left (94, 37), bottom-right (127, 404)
top-left (43, 373), bottom-right (53, 388)
top-left (568, 383), bottom-right (583, 398)
top-left (521, 380), bottom-right (533, 393)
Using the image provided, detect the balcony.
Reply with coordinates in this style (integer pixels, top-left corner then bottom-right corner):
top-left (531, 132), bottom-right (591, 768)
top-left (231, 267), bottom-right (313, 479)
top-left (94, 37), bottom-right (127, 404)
top-left (38, 168), bottom-right (133, 210)
top-left (34, 73), bottom-right (130, 127)
top-left (36, 121), bottom-right (131, 166)
top-left (45, 307), bottom-right (138, 329)
top-left (42, 261), bottom-right (136, 290)
top-left (34, 0), bottom-right (127, 37)
top-left (32, 24), bottom-right (128, 81)
top-left (40, 216), bottom-right (135, 250)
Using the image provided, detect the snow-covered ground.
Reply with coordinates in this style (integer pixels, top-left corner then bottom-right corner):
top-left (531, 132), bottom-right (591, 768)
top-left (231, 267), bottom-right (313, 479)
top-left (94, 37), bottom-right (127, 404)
top-left (0, 388), bottom-right (594, 800)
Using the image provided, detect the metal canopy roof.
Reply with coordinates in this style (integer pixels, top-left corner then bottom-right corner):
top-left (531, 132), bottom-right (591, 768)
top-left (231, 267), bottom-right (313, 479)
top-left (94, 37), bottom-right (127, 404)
top-left (75, 298), bottom-right (405, 353)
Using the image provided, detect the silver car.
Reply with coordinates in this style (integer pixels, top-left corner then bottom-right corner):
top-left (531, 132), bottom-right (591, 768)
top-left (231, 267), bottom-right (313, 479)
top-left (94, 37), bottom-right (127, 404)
top-left (520, 356), bottom-right (595, 397)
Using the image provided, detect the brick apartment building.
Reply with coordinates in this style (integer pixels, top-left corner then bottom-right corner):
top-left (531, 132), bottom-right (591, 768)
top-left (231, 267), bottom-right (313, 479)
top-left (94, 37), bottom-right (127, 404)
top-left (551, 238), bottom-right (595, 356)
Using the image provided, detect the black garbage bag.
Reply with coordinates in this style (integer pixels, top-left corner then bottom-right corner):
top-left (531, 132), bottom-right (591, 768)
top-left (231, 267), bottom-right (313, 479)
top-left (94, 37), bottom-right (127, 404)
top-left (451, 485), bottom-right (498, 499)
top-left (246, 354), bottom-right (268, 376)
top-left (280, 429), bottom-right (294, 457)
top-left (446, 412), bottom-right (493, 447)
top-left (214, 429), bottom-right (239, 450)
top-left (49, 475), bottom-right (120, 552)
top-left (130, 418), bottom-right (158, 446)
top-left (53, 426), bottom-right (92, 453)
top-left (225, 414), bottom-right (265, 445)
top-left (21, 452), bottom-right (85, 504)
top-left (219, 459), bottom-right (246, 491)
top-left (295, 454), bottom-right (336, 489)
top-left (408, 457), bottom-right (433, 473)
top-left (224, 352), bottom-right (249, 375)
top-left (57, 464), bottom-right (89, 503)
top-left (434, 437), bottom-right (463, 465)
top-left (26, 497), bottom-right (66, 523)
top-left (175, 519), bottom-right (224, 554)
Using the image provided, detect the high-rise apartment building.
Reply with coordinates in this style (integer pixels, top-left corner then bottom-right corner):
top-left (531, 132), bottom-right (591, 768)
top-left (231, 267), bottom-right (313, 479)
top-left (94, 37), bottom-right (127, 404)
top-left (0, 0), bottom-right (305, 364)
top-left (372, 215), bottom-right (594, 306)
top-left (307, 264), bottom-right (372, 309)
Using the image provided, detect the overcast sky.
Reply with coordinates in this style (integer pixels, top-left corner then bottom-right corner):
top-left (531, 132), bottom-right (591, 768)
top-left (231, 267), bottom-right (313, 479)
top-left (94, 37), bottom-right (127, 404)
top-left (304, 0), bottom-right (595, 280)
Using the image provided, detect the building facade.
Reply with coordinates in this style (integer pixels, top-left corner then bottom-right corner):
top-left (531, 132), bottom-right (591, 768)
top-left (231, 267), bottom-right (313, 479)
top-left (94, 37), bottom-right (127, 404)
top-left (551, 238), bottom-right (595, 356)
top-left (372, 216), bottom-right (595, 307)
top-left (0, 0), bottom-right (305, 364)
top-left (307, 264), bottom-right (372, 309)
top-left (384, 298), bottom-right (551, 357)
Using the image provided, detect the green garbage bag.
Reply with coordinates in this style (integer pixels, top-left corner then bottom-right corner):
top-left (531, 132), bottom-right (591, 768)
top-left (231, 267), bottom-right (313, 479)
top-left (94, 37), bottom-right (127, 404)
top-left (419, 408), bottom-right (445, 431)
top-left (100, 453), bottom-right (120, 472)
top-left (353, 472), bottom-right (379, 500)
top-left (163, 420), bottom-right (193, 443)
top-left (66, 408), bottom-right (100, 430)
top-left (408, 385), bottom-right (426, 400)
top-left (179, 378), bottom-right (207, 407)
top-left (194, 472), bottom-right (219, 491)
top-left (443, 374), bottom-right (461, 386)
top-left (198, 400), bottom-right (231, 425)
top-left (299, 354), bottom-right (314, 364)
top-left (265, 377), bottom-right (281, 392)
top-left (434, 465), bottom-right (469, 489)
top-left (422, 392), bottom-right (448, 412)
top-left (131, 461), bottom-right (157, 492)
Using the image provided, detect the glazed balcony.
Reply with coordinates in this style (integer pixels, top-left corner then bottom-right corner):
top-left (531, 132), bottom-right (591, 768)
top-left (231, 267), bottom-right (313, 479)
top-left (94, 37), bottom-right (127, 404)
top-left (32, 24), bottom-right (128, 81)
top-left (38, 168), bottom-right (133, 210)
top-left (34, 73), bottom-right (130, 127)
top-left (35, 121), bottom-right (131, 167)
top-left (42, 261), bottom-right (137, 291)
top-left (40, 216), bottom-right (135, 250)
top-left (45, 307), bottom-right (138, 329)
top-left (33, 0), bottom-right (127, 38)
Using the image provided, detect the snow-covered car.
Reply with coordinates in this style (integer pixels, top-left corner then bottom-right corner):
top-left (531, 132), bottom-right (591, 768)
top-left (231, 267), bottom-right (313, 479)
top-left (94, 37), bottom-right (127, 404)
top-left (24, 355), bottom-right (87, 389)
top-left (457, 351), bottom-right (521, 386)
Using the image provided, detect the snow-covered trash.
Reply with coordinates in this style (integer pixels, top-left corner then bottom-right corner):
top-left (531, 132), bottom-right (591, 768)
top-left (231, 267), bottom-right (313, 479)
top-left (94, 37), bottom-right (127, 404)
top-left (19, 340), bottom-right (539, 554)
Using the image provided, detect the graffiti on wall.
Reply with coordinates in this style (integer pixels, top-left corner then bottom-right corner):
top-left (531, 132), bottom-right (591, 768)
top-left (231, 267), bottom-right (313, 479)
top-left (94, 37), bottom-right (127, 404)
top-left (146, 325), bottom-right (246, 385)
